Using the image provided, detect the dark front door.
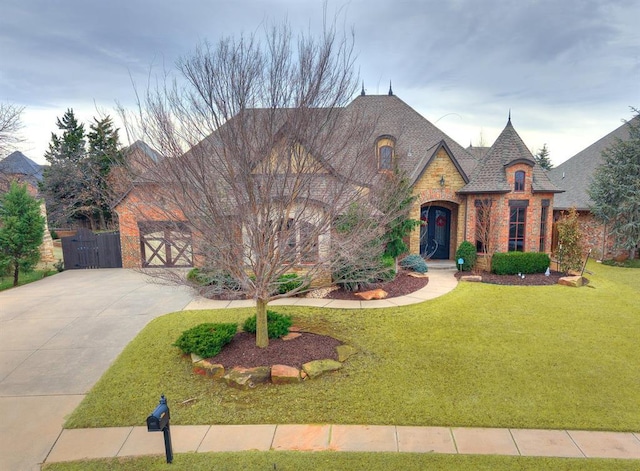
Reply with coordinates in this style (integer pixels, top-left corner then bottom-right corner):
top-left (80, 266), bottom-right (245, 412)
top-left (420, 206), bottom-right (451, 259)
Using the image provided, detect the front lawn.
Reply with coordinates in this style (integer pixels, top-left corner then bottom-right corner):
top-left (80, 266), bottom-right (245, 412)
top-left (41, 452), bottom-right (640, 471)
top-left (66, 261), bottom-right (640, 431)
top-left (0, 268), bottom-right (57, 291)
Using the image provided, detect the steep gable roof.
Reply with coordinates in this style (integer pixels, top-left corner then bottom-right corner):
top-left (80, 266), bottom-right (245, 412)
top-left (549, 116), bottom-right (639, 210)
top-left (459, 118), bottom-right (562, 194)
top-left (344, 95), bottom-right (478, 184)
top-left (0, 151), bottom-right (43, 181)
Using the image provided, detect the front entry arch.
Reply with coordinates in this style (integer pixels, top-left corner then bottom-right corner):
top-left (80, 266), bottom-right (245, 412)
top-left (420, 205), bottom-right (451, 259)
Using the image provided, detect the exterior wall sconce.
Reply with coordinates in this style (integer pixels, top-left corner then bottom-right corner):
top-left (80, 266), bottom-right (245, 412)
top-left (440, 175), bottom-right (445, 187)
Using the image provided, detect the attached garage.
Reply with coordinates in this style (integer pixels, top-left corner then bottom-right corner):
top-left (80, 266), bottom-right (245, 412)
top-left (138, 221), bottom-right (193, 268)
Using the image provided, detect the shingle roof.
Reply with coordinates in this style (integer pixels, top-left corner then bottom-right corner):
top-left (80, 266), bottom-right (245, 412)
top-left (344, 95), bottom-right (479, 184)
top-left (0, 151), bottom-right (44, 183)
top-left (459, 119), bottom-right (563, 194)
top-left (549, 116), bottom-right (638, 210)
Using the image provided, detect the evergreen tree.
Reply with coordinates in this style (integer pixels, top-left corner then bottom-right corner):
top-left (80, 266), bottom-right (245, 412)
top-left (41, 109), bottom-right (87, 227)
top-left (87, 116), bottom-right (123, 228)
top-left (380, 171), bottom-right (421, 259)
top-left (588, 110), bottom-right (640, 259)
top-left (0, 182), bottom-right (45, 286)
top-left (534, 143), bottom-right (553, 170)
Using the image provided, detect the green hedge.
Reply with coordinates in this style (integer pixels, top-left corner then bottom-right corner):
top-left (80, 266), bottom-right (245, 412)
top-left (491, 252), bottom-right (551, 275)
top-left (173, 323), bottom-right (238, 358)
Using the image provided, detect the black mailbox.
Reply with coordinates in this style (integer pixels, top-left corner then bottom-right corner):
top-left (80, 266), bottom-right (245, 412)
top-left (147, 395), bottom-right (170, 432)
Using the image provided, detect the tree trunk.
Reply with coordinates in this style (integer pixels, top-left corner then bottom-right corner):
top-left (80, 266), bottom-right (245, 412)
top-left (12, 261), bottom-right (19, 287)
top-left (255, 298), bottom-right (269, 348)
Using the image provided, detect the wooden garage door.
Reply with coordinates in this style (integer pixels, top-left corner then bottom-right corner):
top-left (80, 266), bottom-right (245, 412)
top-left (139, 222), bottom-right (193, 268)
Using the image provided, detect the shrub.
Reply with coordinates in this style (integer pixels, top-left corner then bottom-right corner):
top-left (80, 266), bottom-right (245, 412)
top-left (243, 310), bottom-right (293, 339)
top-left (186, 268), bottom-right (241, 291)
top-left (333, 255), bottom-right (396, 291)
top-left (455, 241), bottom-right (477, 271)
top-left (274, 273), bottom-right (306, 295)
top-left (173, 323), bottom-right (238, 358)
top-left (491, 252), bottom-right (551, 275)
top-left (399, 254), bottom-right (428, 273)
top-left (554, 208), bottom-right (584, 273)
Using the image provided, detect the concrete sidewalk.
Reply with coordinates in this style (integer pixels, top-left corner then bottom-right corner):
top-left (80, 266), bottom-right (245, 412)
top-left (45, 424), bottom-right (640, 463)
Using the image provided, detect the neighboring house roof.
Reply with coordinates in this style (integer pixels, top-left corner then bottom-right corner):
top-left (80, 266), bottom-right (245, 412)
top-left (459, 118), bottom-right (563, 194)
top-left (123, 140), bottom-right (163, 164)
top-left (0, 151), bottom-right (44, 180)
top-left (465, 145), bottom-right (490, 160)
top-left (549, 116), bottom-right (638, 210)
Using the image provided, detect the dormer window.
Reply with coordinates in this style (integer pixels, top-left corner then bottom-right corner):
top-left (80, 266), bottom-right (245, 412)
top-left (376, 136), bottom-right (395, 171)
top-left (514, 170), bottom-right (525, 192)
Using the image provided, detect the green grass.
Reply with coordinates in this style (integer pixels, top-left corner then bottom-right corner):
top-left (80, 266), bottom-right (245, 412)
top-left (65, 261), bottom-right (640, 431)
top-left (0, 268), bottom-right (57, 291)
top-left (41, 452), bottom-right (640, 471)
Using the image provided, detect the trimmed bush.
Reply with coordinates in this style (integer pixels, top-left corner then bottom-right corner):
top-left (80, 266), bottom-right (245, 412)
top-left (274, 273), bottom-right (306, 295)
top-left (399, 254), bottom-right (428, 273)
top-left (173, 323), bottom-right (238, 358)
top-left (491, 252), bottom-right (551, 275)
top-left (186, 268), bottom-right (241, 291)
top-left (455, 241), bottom-right (477, 271)
top-left (243, 310), bottom-right (293, 339)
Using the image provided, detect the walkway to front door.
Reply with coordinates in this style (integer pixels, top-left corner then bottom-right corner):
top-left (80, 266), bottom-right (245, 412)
top-left (420, 205), bottom-right (451, 259)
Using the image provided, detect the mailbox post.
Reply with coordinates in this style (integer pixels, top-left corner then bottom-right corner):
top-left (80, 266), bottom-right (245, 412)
top-left (147, 395), bottom-right (173, 464)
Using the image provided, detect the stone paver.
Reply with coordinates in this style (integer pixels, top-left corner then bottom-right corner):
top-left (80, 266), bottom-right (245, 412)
top-left (396, 426), bottom-right (456, 453)
top-left (198, 425), bottom-right (276, 452)
top-left (569, 431), bottom-right (640, 459)
top-left (452, 427), bottom-right (519, 455)
top-left (330, 425), bottom-right (397, 452)
top-left (272, 424), bottom-right (331, 451)
top-left (511, 429), bottom-right (584, 457)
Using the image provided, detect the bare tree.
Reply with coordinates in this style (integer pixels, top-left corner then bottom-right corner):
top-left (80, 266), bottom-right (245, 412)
top-left (0, 103), bottom-right (24, 155)
top-left (121, 20), bottom-right (411, 347)
top-left (474, 197), bottom-right (500, 269)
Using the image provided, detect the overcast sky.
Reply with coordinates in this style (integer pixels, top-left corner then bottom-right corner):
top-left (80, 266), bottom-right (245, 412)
top-left (1, 0), bottom-right (638, 165)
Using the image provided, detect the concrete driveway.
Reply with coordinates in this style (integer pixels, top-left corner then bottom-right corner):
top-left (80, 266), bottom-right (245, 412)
top-left (0, 269), bottom-right (194, 471)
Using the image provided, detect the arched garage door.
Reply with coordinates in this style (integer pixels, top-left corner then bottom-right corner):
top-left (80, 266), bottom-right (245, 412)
top-left (139, 221), bottom-right (193, 268)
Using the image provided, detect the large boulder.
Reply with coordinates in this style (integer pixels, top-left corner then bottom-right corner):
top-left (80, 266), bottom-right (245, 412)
top-left (271, 364), bottom-right (301, 384)
top-left (223, 366), bottom-right (271, 389)
top-left (354, 289), bottom-right (388, 300)
top-left (193, 359), bottom-right (225, 379)
top-left (302, 359), bottom-right (342, 379)
top-left (558, 275), bottom-right (584, 287)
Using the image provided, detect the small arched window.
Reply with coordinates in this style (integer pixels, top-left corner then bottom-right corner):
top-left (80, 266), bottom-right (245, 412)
top-left (376, 136), bottom-right (395, 171)
top-left (514, 170), bottom-right (525, 192)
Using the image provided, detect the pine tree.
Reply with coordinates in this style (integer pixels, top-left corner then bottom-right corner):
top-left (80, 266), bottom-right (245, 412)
top-left (534, 143), bottom-right (553, 170)
top-left (0, 182), bottom-right (45, 286)
top-left (588, 110), bottom-right (640, 259)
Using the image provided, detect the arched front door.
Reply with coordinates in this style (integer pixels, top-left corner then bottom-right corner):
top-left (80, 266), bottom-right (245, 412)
top-left (420, 205), bottom-right (451, 259)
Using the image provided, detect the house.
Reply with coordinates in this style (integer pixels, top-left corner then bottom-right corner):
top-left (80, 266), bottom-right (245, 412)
top-left (549, 116), bottom-right (639, 260)
top-left (115, 93), bottom-right (562, 270)
top-left (0, 151), bottom-right (55, 263)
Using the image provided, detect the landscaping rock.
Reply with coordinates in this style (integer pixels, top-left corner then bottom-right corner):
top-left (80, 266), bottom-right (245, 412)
top-left (190, 353), bottom-right (203, 363)
top-left (336, 344), bottom-right (357, 362)
top-left (558, 275), bottom-right (584, 287)
top-left (302, 359), bottom-right (342, 378)
top-left (193, 359), bottom-right (225, 379)
top-left (460, 275), bottom-right (482, 282)
top-left (407, 272), bottom-right (429, 278)
top-left (282, 332), bottom-right (302, 341)
top-left (271, 364), bottom-right (301, 384)
top-left (354, 289), bottom-right (388, 300)
top-left (223, 366), bottom-right (271, 389)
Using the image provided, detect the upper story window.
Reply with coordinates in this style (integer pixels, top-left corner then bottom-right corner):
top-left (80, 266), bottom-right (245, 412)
top-left (376, 136), bottom-right (395, 171)
top-left (514, 170), bottom-right (525, 192)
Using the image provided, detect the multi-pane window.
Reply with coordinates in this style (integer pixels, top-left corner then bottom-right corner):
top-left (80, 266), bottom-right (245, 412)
top-left (539, 200), bottom-right (549, 252)
top-left (277, 218), bottom-right (318, 263)
top-left (379, 145), bottom-right (393, 170)
top-left (514, 170), bottom-right (525, 192)
top-left (508, 201), bottom-right (528, 252)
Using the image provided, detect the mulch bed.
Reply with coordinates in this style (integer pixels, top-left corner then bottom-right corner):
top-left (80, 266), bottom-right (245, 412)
top-left (210, 331), bottom-right (341, 369)
top-left (455, 270), bottom-right (565, 286)
top-left (325, 270), bottom-right (429, 300)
